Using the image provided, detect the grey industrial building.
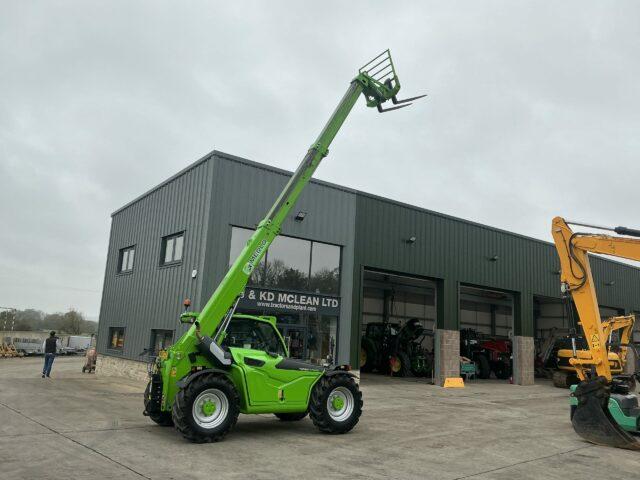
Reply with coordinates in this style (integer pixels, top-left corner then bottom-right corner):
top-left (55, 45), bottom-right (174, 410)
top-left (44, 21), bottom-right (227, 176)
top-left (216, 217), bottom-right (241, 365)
top-left (97, 150), bottom-right (640, 385)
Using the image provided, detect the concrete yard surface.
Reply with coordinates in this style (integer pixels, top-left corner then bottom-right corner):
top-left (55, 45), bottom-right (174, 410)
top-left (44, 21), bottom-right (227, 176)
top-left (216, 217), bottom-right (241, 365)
top-left (1, 356), bottom-right (638, 480)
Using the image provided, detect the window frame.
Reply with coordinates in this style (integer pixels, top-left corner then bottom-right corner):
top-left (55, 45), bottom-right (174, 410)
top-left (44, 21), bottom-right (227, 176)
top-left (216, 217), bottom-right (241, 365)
top-left (107, 327), bottom-right (126, 351)
top-left (222, 317), bottom-right (288, 356)
top-left (150, 329), bottom-right (174, 354)
top-left (117, 245), bottom-right (136, 274)
top-left (309, 241), bottom-right (342, 295)
top-left (160, 231), bottom-right (185, 267)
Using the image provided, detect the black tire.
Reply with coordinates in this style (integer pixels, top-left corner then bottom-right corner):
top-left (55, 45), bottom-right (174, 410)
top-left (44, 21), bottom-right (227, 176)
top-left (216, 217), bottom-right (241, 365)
top-left (493, 360), bottom-right (511, 380)
top-left (274, 411), bottom-right (308, 421)
top-left (309, 374), bottom-right (363, 434)
top-left (360, 339), bottom-right (377, 372)
top-left (476, 354), bottom-right (491, 379)
top-left (552, 370), bottom-right (568, 388)
top-left (144, 381), bottom-right (173, 426)
top-left (397, 352), bottom-right (414, 378)
top-left (171, 374), bottom-right (239, 443)
top-left (359, 346), bottom-right (368, 370)
top-left (626, 376), bottom-right (637, 392)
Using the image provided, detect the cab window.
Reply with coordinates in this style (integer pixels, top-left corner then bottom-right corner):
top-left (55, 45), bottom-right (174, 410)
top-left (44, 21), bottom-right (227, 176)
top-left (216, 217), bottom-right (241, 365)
top-left (223, 318), bottom-right (286, 355)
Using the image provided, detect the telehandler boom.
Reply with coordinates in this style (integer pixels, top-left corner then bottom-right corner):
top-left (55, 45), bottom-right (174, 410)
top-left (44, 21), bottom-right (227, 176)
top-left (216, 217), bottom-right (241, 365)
top-left (143, 51), bottom-right (425, 442)
top-left (552, 217), bottom-right (640, 450)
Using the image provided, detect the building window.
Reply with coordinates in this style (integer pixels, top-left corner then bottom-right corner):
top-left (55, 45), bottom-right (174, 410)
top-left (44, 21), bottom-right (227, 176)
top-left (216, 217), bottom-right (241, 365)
top-left (310, 242), bottom-right (341, 295)
top-left (161, 232), bottom-right (184, 266)
top-left (118, 246), bottom-right (135, 273)
top-left (265, 235), bottom-right (311, 291)
top-left (229, 227), bottom-right (264, 285)
top-left (150, 329), bottom-right (174, 354)
top-left (228, 226), bottom-right (341, 294)
top-left (108, 327), bottom-right (125, 350)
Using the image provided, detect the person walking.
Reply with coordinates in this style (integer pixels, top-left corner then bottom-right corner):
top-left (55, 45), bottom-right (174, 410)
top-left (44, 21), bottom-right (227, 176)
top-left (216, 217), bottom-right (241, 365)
top-left (42, 331), bottom-right (58, 378)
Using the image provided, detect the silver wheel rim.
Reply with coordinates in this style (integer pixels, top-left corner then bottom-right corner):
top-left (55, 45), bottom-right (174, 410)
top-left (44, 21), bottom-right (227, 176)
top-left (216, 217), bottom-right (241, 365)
top-left (192, 388), bottom-right (228, 429)
top-left (327, 386), bottom-right (354, 422)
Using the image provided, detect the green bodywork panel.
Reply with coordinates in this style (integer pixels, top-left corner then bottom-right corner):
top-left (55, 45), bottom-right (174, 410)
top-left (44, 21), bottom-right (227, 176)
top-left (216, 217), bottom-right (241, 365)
top-left (569, 385), bottom-right (639, 433)
top-left (153, 51), bottom-right (413, 415)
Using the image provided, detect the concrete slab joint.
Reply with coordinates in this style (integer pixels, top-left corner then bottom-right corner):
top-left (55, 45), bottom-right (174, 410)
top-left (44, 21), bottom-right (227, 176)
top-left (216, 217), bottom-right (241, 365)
top-left (434, 329), bottom-right (460, 387)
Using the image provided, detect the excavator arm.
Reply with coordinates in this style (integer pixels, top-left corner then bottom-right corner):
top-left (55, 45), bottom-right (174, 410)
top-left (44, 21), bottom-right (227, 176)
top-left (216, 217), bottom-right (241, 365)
top-left (551, 216), bottom-right (640, 450)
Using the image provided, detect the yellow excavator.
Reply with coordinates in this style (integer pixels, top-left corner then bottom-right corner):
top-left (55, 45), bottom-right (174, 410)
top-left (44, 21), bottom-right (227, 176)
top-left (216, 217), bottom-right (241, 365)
top-left (552, 314), bottom-right (636, 389)
top-left (552, 217), bottom-right (640, 449)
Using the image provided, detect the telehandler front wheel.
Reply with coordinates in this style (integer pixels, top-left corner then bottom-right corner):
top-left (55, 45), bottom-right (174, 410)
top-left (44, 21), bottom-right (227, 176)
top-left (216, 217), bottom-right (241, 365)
top-left (171, 374), bottom-right (239, 443)
top-left (309, 374), bottom-right (362, 434)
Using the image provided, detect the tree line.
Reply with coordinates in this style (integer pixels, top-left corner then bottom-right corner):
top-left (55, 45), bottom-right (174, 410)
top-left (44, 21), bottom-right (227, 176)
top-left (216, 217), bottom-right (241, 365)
top-left (0, 308), bottom-right (97, 335)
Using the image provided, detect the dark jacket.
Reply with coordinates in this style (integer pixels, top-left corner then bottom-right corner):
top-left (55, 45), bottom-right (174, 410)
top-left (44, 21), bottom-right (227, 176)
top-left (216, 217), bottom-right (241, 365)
top-left (44, 337), bottom-right (57, 354)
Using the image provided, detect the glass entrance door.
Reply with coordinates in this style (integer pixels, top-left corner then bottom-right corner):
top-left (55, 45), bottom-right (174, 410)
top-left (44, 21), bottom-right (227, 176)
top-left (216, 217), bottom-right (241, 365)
top-left (281, 326), bottom-right (308, 359)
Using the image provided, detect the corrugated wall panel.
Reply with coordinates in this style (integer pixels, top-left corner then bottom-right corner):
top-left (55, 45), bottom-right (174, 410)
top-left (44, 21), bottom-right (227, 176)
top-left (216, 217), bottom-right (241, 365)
top-left (201, 152), bottom-right (357, 364)
top-left (99, 150), bottom-right (640, 367)
top-left (350, 194), bottom-right (640, 364)
top-left (97, 156), bottom-right (214, 360)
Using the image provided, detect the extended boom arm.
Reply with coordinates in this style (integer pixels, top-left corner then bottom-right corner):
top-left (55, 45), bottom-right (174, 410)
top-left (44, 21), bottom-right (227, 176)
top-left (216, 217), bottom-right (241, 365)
top-left (169, 50), bottom-right (424, 374)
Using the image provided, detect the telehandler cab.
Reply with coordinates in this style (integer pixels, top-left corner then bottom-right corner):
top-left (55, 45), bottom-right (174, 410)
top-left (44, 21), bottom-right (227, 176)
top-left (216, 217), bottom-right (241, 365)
top-left (552, 217), bottom-right (640, 450)
top-left (143, 50), bottom-right (425, 442)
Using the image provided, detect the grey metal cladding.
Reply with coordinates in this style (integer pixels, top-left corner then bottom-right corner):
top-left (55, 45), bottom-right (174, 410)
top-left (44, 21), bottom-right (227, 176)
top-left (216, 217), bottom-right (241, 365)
top-left (352, 193), bottom-right (640, 310)
top-left (201, 152), bottom-right (357, 364)
top-left (98, 148), bottom-right (640, 364)
top-left (97, 156), bottom-right (214, 359)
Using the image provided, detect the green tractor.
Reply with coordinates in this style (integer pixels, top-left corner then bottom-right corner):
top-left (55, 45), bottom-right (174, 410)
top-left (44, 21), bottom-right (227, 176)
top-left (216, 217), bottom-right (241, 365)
top-left (360, 321), bottom-right (400, 373)
top-left (360, 319), bottom-right (433, 377)
top-left (389, 318), bottom-right (434, 378)
top-left (142, 51), bottom-right (425, 442)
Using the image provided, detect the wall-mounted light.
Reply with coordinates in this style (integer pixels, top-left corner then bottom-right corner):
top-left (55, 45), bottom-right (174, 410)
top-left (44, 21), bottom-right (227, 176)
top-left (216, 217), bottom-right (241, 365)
top-left (605, 281), bottom-right (616, 286)
top-left (489, 255), bottom-right (499, 262)
top-left (552, 269), bottom-right (561, 275)
top-left (294, 211), bottom-right (307, 222)
top-left (405, 235), bottom-right (417, 244)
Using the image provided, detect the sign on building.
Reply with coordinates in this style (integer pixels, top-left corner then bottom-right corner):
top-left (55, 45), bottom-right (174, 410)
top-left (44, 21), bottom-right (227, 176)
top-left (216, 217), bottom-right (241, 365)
top-left (240, 287), bottom-right (340, 316)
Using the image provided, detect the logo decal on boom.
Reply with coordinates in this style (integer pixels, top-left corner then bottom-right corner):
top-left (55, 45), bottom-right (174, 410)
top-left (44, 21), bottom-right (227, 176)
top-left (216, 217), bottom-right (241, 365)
top-left (243, 239), bottom-right (268, 275)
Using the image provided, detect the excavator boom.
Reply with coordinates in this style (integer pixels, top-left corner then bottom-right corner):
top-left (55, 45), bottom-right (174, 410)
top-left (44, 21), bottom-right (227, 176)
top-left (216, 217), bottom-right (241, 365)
top-left (551, 217), bottom-right (640, 450)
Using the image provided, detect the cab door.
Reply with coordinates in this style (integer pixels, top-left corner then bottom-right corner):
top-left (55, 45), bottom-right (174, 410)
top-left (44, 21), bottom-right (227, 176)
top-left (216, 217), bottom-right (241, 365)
top-left (223, 317), bottom-right (321, 407)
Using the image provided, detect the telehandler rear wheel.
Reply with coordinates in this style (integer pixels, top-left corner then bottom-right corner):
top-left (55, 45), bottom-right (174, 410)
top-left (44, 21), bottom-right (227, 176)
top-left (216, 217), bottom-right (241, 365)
top-left (309, 374), bottom-right (362, 434)
top-left (144, 381), bottom-right (173, 426)
top-left (172, 374), bottom-right (239, 443)
top-left (274, 411), bottom-right (308, 421)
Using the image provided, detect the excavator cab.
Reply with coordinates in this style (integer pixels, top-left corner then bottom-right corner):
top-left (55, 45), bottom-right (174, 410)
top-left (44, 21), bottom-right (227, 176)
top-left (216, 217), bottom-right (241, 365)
top-left (552, 217), bottom-right (640, 450)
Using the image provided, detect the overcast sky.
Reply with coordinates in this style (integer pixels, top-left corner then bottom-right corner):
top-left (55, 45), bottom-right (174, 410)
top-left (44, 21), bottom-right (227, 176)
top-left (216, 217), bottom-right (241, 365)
top-left (2, 1), bottom-right (640, 319)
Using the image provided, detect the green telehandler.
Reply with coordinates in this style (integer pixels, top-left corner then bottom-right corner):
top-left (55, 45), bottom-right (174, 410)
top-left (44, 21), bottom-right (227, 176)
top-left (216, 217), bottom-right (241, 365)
top-left (143, 50), bottom-right (425, 442)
